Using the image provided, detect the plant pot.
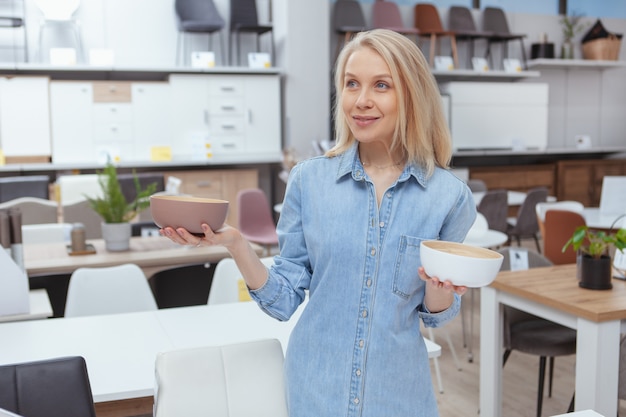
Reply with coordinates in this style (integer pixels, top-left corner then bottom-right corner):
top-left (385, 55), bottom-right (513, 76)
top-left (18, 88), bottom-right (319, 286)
top-left (577, 253), bottom-right (612, 290)
top-left (101, 222), bottom-right (131, 252)
top-left (561, 40), bottom-right (575, 59)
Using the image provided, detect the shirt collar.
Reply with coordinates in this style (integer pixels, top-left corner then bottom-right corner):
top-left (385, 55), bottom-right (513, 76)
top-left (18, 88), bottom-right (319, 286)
top-left (336, 141), bottom-right (429, 188)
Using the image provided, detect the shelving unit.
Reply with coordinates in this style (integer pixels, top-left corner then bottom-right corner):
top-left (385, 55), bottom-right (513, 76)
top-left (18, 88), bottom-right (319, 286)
top-left (433, 69), bottom-right (540, 82)
top-left (527, 58), bottom-right (626, 70)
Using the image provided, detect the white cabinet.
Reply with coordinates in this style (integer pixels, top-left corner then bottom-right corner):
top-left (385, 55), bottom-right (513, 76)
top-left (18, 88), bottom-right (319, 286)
top-left (169, 74), bottom-right (281, 160)
top-left (0, 77), bottom-right (51, 160)
top-left (132, 82), bottom-right (172, 161)
top-left (50, 82), bottom-right (94, 163)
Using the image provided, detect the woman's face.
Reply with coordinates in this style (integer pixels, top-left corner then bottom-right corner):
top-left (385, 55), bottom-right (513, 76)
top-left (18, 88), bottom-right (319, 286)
top-left (341, 47), bottom-right (398, 147)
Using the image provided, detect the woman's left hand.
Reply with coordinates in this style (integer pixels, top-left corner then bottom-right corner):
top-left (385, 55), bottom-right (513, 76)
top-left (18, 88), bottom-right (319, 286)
top-left (418, 266), bottom-right (467, 296)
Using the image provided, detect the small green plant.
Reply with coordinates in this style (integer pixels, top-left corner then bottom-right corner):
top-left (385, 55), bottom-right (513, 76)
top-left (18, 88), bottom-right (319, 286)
top-left (560, 12), bottom-right (587, 42)
top-left (562, 223), bottom-right (626, 259)
top-left (86, 163), bottom-right (157, 223)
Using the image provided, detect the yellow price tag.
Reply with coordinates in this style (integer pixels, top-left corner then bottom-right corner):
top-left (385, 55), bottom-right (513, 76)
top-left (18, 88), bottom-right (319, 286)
top-left (237, 278), bottom-right (251, 302)
top-left (150, 146), bottom-right (172, 162)
top-left (0, 149), bottom-right (5, 166)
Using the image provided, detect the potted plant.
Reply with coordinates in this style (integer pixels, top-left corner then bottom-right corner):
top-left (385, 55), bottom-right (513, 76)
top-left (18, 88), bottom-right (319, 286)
top-left (559, 12), bottom-right (587, 59)
top-left (562, 215), bottom-right (626, 290)
top-left (86, 163), bottom-right (157, 251)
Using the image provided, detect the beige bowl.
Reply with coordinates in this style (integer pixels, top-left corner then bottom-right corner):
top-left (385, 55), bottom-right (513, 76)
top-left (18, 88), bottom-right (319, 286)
top-left (150, 195), bottom-right (229, 235)
top-left (420, 240), bottom-right (504, 288)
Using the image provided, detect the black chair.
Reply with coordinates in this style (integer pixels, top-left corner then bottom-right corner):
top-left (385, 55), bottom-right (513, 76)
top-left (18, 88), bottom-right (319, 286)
top-left (331, 0), bottom-right (367, 61)
top-left (174, 0), bottom-right (226, 66)
top-left (477, 189), bottom-right (508, 233)
top-left (229, 0), bottom-right (274, 66)
top-left (0, 356), bottom-right (96, 417)
top-left (497, 247), bottom-right (576, 417)
top-left (0, 175), bottom-right (50, 203)
top-left (506, 186), bottom-right (549, 252)
top-left (28, 272), bottom-right (72, 318)
top-left (448, 6), bottom-right (493, 68)
top-left (117, 172), bottom-right (165, 205)
top-left (149, 262), bottom-right (215, 309)
top-left (482, 6), bottom-right (528, 70)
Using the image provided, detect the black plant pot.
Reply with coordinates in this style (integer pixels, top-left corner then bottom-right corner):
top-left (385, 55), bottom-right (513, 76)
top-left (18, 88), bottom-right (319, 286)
top-left (577, 253), bottom-right (613, 290)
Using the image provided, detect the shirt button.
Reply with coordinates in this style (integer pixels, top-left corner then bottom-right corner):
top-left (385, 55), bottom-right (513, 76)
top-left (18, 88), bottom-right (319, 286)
top-left (362, 309), bottom-right (368, 318)
top-left (356, 369), bottom-right (361, 376)
top-left (353, 398), bottom-right (360, 405)
top-left (386, 192), bottom-right (392, 198)
top-left (366, 279), bottom-right (372, 287)
top-left (379, 221), bottom-right (384, 228)
top-left (359, 340), bottom-right (364, 348)
top-left (370, 248), bottom-right (376, 256)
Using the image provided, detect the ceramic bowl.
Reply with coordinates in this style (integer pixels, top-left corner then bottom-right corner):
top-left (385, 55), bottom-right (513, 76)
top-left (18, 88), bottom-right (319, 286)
top-left (150, 195), bottom-right (229, 235)
top-left (420, 240), bottom-right (504, 288)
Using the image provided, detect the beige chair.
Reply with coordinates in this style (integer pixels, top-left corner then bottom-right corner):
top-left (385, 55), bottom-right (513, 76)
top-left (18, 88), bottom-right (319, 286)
top-left (61, 199), bottom-right (102, 239)
top-left (208, 256), bottom-right (275, 305)
top-left (154, 338), bottom-right (288, 417)
top-left (64, 263), bottom-right (157, 317)
top-left (0, 197), bottom-right (58, 225)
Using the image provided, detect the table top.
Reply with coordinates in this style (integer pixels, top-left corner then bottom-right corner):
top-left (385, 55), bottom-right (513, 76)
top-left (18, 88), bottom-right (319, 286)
top-left (24, 236), bottom-right (262, 276)
top-left (463, 229), bottom-right (508, 248)
top-left (582, 207), bottom-right (626, 230)
top-left (0, 290), bottom-right (52, 323)
top-left (492, 264), bottom-right (626, 322)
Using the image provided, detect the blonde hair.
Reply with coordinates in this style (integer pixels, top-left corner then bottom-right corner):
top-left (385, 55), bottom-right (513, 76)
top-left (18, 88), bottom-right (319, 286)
top-left (327, 29), bottom-right (452, 176)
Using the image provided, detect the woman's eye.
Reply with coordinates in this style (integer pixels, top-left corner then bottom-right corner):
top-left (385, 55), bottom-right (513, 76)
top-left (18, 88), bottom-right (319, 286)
top-left (346, 80), bottom-right (357, 88)
top-left (376, 82), bottom-right (389, 89)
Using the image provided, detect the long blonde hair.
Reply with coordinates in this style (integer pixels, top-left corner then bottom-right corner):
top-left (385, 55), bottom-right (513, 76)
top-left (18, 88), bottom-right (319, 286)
top-left (327, 29), bottom-right (452, 177)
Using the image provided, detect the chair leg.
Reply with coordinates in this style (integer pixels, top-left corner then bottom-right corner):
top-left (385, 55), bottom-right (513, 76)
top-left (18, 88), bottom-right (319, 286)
top-left (502, 348), bottom-right (512, 366)
top-left (567, 392), bottom-right (575, 412)
top-left (548, 356), bottom-right (554, 397)
top-left (429, 35), bottom-right (436, 67)
top-left (449, 36), bottom-right (459, 69)
top-left (534, 234), bottom-right (541, 253)
top-left (537, 356), bottom-right (546, 417)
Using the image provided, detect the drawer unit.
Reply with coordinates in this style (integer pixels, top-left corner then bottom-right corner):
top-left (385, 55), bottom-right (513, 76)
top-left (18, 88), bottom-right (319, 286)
top-left (92, 82), bottom-right (132, 103)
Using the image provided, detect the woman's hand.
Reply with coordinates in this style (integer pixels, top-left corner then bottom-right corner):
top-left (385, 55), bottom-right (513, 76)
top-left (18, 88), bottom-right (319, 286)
top-left (160, 223), bottom-right (243, 250)
top-left (418, 266), bottom-right (467, 313)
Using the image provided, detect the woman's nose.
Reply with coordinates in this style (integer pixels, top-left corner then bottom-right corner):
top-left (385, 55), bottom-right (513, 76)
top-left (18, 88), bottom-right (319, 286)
top-left (356, 89), bottom-right (373, 108)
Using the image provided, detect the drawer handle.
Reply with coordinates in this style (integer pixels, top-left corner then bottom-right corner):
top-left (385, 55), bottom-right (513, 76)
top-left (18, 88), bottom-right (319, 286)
top-left (222, 143), bottom-right (236, 148)
top-left (221, 105), bottom-right (236, 111)
top-left (110, 126), bottom-right (118, 132)
top-left (109, 86), bottom-right (117, 92)
top-left (221, 124), bottom-right (236, 130)
top-left (109, 107), bottom-right (117, 113)
top-left (220, 86), bottom-right (236, 92)
top-left (195, 181), bottom-right (212, 187)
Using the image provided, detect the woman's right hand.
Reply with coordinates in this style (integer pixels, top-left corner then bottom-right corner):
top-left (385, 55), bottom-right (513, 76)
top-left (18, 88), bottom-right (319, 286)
top-left (160, 223), bottom-right (243, 250)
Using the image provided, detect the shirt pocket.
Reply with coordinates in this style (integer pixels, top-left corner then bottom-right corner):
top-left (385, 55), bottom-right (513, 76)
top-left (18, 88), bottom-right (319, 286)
top-left (392, 235), bottom-right (425, 299)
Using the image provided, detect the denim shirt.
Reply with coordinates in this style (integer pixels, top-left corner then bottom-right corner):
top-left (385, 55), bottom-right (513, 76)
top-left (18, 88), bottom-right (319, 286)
top-left (250, 143), bottom-right (476, 417)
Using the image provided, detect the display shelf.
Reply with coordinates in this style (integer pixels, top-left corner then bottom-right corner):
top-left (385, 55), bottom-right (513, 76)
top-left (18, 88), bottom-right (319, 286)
top-left (433, 69), bottom-right (540, 82)
top-left (527, 58), bottom-right (626, 70)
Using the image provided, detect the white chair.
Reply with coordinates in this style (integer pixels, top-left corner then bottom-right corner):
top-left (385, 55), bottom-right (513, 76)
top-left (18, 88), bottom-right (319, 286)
top-left (22, 223), bottom-right (72, 244)
top-left (154, 338), bottom-right (288, 417)
top-left (208, 256), bottom-right (275, 305)
top-left (599, 176), bottom-right (626, 215)
top-left (35, 0), bottom-right (84, 63)
top-left (56, 175), bottom-right (102, 205)
top-left (0, 197), bottom-right (58, 225)
top-left (64, 263), bottom-right (157, 317)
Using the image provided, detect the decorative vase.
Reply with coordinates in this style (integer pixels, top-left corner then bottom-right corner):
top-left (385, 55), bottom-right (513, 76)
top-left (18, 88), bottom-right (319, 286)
top-left (577, 253), bottom-right (612, 290)
top-left (101, 222), bottom-right (131, 252)
top-left (561, 41), bottom-right (575, 59)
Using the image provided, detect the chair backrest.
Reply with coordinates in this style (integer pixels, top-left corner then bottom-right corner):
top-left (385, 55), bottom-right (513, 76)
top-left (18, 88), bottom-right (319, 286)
top-left (0, 176), bottom-right (50, 203)
top-left (35, 0), bottom-right (81, 20)
top-left (477, 189), bottom-right (508, 233)
top-left (414, 3), bottom-right (445, 33)
top-left (0, 356), bottom-right (96, 417)
top-left (467, 178), bottom-right (487, 192)
top-left (236, 188), bottom-right (278, 246)
top-left (0, 197), bottom-right (58, 225)
top-left (154, 339), bottom-right (288, 417)
top-left (482, 6), bottom-right (511, 34)
top-left (331, 0), bottom-right (366, 33)
top-left (57, 175), bottom-right (102, 205)
top-left (535, 200), bottom-right (584, 247)
top-left (61, 199), bottom-right (102, 239)
top-left (64, 263), bottom-right (157, 317)
top-left (208, 256), bottom-right (275, 305)
top-left (448, 5), bottom-right (478, 33)
top-left (149, 262), bottom-right (214, 308)
top-left (229, 0), bottom-right (260, 27)
top-left (509, 187), bottom-right (548, 235)
top-left (117, 172), bottom-right (165, 206)
top-left (372, 0), bottom-right (405, 30)
top-left (175, 0), bottom-right (225, 27)
top-left (22, 223), bottom-right (72, 244)
top-left (465, 212), bottom-right (489, 241)
top-left (543, 209), bottom-right (587, 265)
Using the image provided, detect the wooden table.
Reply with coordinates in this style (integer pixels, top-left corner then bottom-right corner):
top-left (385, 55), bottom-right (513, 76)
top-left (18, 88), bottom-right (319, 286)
top-left (480, 264), bottom-right (626, 416)
top-left (24, 236), bottom-right (263, 278)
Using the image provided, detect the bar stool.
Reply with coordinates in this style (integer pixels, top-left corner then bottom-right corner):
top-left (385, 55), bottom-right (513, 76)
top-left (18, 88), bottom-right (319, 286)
top-left (35, 0), bottom-right (84, 64)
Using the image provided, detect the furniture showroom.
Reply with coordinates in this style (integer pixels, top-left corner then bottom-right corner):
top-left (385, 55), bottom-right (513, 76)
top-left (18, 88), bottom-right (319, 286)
top-left (0, 1), bottom-right (625, 417)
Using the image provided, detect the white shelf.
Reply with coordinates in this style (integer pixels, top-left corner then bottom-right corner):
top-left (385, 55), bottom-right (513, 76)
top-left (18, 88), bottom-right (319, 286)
top-left (527, 58), bottom-right (626, 70)
top-left (433, 69), bottom-right (540, 82)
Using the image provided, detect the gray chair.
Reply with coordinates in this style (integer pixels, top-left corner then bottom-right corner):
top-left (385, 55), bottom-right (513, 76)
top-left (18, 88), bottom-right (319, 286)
top-left (331, 0), bottom-right (368, 60)
top-left (0, 175), bottom-right (50, 203)
top-left (448, 6), bottom-right (493, 68)
top-left (229, 0), bottom-right (274, 66)
top-left (506, 186), bottom-right (548, 252)
top-left (498, 247), bottom-right (576, 417)
top-left (371, 0), bottom-right (419, 41)
top-left (0, 197), bottom-right (58, 225)
top-left (467, 178), bottom-right (487, 192)
top-left (482, 6), bottom-right (528, 70)
top-left (0, 356), bottom-right (96, 417)
top-left (174, 0), bottom-right (226, 66)
top-left (61, 199), bottom-right (102, 239)
top-left (477, 189), bottom-right (508, 233)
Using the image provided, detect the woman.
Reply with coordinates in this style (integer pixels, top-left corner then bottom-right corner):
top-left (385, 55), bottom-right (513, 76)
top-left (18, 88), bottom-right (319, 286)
top-left (161, 29), bottom-right (476, 417)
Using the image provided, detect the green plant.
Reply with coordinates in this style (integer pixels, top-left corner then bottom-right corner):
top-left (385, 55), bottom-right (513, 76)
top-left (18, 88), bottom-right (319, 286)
top-left (560, 12), bottom-right (587, 42)
top-left (86, 163), bottom-right (157, 223)
top-left (562, 218), bottom-right (626, 259)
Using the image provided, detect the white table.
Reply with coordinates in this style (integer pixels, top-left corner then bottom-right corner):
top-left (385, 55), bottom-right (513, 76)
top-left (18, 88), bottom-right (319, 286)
top-left (582, 207), bottom-right (625, 230)
top-left (0, 289), bottom-right (53, 323)
top-left (463, 229), bottom-right (508, 248)
top-left (480, 264), bottom-right (626, 417)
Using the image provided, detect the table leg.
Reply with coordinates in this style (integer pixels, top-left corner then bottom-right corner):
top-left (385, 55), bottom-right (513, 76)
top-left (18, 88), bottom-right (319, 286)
top-left (480, 286), bottom-right (503, 417)
top-left (574, 318), bottom-right (620, 416)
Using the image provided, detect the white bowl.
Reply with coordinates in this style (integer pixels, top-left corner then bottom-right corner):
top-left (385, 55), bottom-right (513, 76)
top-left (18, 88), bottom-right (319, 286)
top-left (420, 240), bottom-right (504, 288)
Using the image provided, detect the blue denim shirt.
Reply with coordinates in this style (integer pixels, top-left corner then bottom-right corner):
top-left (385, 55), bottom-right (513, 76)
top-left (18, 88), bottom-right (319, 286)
top-left (251, 143), bottom-right (476, 417)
